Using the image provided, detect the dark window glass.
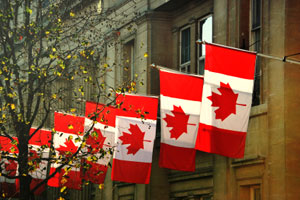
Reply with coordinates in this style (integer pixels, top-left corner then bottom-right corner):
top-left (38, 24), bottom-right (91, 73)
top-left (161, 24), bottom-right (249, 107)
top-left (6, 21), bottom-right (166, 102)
top-left (252, 0), bottom-right (261, 29)
top-left (181, 27), bottom-right (191, 64)
top-left (251, 0), bottom-right (261, 106)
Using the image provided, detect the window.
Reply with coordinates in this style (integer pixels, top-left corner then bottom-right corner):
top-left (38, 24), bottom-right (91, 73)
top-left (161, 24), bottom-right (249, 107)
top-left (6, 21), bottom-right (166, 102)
top-left (197, 15), bottom-right (213, 75)
top-left (123, 39), bottom-right (135, 81)
top-left (250, 185), bottom-right (261, 200)
top-left (239, 184), bottom-right (261, 200)
top-left (250, 0), bottom-right (261, 106)
top-left (180, 26), bottom-right (191, 72)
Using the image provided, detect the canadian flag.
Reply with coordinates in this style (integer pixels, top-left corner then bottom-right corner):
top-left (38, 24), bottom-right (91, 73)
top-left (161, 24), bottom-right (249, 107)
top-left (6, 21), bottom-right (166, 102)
top-left (195, 43), bottom-right (256, 158)
top-left (47, 112), bottom-right (85, 190)
top-left (159, 69), bottom-right (203, 171)
top-left (82, 101), bottom-right (116, 184)
top-left (111, 93), bottom-right (158, 184)
top-left (0, 136), bottom-right (19, 198)
top-left (29, 128), bottom-right (52, 195)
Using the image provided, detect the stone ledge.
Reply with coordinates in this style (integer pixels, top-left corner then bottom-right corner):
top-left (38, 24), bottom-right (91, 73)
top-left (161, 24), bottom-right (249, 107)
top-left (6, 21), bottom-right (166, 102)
top-left (168, 167), bottom-right (213, 182)
top-left (231, 156), bottom-right (265, 168)
top-left (250, 103), bottom-right (268, 118)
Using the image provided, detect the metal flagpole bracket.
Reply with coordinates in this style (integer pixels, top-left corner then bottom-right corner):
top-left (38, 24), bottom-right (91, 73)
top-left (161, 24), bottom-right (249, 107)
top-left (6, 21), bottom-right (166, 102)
top-left (196, 39), bottom-right (206, 45)
top-left (196, 39), bottom-right (300, 66)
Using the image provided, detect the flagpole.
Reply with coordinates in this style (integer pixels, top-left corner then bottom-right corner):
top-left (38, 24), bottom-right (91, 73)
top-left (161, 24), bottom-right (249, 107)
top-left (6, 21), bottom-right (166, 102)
top-left (196, 40), bottom-right (300, 66)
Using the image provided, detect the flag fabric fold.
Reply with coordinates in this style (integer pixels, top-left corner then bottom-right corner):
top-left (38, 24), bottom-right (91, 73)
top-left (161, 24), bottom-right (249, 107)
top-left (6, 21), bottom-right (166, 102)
top-left (159, 69), bottom-right (203, 171)
top-left (111, 93), bottom-right (158, 184)
top-left (195, 43), bottom-right (256, 158)
top-left (82, 101), bottom-right (116, 184)
top-left (47, 112), bottom-right (85, 190)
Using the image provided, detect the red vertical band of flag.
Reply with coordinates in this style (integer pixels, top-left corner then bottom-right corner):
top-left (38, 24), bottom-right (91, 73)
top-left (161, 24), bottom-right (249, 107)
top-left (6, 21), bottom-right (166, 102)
top-left (159, 70), bottom-right (203, 171)
top-left (204, 43), bottom-right (256, 79)
top-left (54, 112), bottom-right (85, 135)
top-left (29, 128), bottom-right (52, 147)
top-left (0, 136), bottom-right (19, 197)
top-left (85, 101), bottom-right (116, 127)
top-left (195, 43), bottom-right (256, 158)
top-left (115, 93), bottom-right (158, 120)
top-left (112, 93), bottom-right (158, 184)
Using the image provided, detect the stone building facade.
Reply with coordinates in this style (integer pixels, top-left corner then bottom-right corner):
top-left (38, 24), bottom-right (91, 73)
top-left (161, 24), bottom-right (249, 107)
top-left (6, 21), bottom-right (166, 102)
top-left (50, 0), bottom-right (300, 199)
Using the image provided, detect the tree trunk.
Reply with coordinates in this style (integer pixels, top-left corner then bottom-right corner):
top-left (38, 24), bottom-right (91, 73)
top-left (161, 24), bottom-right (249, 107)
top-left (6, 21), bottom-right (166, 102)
top-left (18, 126), bottom-right (31, 200)
top-left (19, 176), bottom-right (32, 200)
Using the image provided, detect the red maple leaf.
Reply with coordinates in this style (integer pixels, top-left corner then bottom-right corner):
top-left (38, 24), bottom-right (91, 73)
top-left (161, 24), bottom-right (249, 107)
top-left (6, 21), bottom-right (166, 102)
top-left (163, 105), bottom-right (192, 140)
top-left (4, 159), bottom-right (17, 176)
top-left (86, 128), bottom-right (106, 153)
top-left (56, 138), bottom-right (78, 156)
top-left (207, 82), bottom-right (246, 121)
top-left (119, 124), bottom-right (150, 155)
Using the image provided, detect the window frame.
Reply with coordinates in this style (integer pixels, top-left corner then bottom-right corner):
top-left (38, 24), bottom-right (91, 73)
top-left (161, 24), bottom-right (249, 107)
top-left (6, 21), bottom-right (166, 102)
top-left (197, 14), bottom-right (213, 75)
top-left (122, 38), bottom-right (135, 81)
top-left (250, 0), bottom-right (262, 106)
top-left (179, 25), bottom-right (191, 73)
top-left (250, 185), bottom-right (261, 200)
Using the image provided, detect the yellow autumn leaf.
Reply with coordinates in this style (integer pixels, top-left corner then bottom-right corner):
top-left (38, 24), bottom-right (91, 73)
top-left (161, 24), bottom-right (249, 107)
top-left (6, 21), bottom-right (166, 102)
top-left (26, 8), bottom-right (32, 14)
top-left (67, 55), bottom-right (71, 59)
top-left (81, 141), bottom-right (86, 148)
top-left (10, 104), bottom-right (15, 110)
top-left (45, 31), bottom-right (50, 35)
top-left (52, 94), bottom-right (57, 99)
top-left (75, 137), bottom-right (81, 143)
top-left (144, 52), bottom-right (148, 57)
top-left (87, 156), bottom-right (92, 162)
top-left (68, 124), bottom-right (74, 129)
top-left (58, 18), bottom-right (61, 22)
top-left (99, 184), bottom-right (104, 190)
top-left (52, 48), bottom-right (56, 52)
top-left (60, 186), bottom-right (67, 193)
top-left (70, 12), bottom-right (75, 17)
